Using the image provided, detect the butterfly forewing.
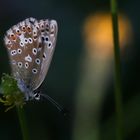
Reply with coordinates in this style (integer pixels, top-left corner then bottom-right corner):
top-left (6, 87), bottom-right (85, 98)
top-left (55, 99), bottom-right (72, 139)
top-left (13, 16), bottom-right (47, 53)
top-left (4, 17), bottom-right (58, 95)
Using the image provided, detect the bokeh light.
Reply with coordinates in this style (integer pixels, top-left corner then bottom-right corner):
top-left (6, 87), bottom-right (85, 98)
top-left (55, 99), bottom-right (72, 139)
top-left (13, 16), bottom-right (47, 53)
top-left (83, 12), bottom-right (133, 58)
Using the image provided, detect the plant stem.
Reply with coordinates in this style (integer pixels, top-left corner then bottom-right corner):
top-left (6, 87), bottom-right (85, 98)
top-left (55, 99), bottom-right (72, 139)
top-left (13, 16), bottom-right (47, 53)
top-left (16, 107), bottom-right (30, 140)
top-left (110, 0), bottom-right (123, 140)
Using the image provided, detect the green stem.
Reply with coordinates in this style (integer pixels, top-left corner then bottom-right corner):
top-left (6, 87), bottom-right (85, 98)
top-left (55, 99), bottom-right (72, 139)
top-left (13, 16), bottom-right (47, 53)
top-left (110, 0), bottom-right (123, 140)
top-left (16, 107), bottom-right (30, 140)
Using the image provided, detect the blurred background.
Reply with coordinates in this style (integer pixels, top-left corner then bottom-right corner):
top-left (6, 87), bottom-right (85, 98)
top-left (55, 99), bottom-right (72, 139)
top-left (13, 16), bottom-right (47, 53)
top-left (0, 0), bottom-right (140, 140)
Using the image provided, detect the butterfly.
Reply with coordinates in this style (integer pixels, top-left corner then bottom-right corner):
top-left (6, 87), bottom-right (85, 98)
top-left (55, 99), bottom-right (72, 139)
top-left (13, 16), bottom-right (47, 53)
top-left (4, 17), bottom-right (58, 101)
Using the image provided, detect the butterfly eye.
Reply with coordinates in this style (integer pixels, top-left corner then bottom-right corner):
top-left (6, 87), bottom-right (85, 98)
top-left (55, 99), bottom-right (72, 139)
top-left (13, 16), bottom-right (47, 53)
top-left (33, 92), bottom-right (40, 100)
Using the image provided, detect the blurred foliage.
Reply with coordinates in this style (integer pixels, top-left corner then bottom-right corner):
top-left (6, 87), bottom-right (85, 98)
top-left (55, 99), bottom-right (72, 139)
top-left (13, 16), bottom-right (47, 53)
top-left (0, 74), bottom-right (25, 111)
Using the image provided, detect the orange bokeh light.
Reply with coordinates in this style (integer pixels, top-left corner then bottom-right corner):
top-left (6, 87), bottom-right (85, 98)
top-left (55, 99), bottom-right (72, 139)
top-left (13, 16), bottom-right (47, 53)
top-left (83, 12), bottom-right (133, 57)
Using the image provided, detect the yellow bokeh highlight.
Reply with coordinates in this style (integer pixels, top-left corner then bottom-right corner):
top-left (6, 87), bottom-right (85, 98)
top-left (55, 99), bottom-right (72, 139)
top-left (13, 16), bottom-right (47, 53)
top-left (83, 12), bottom-right (133, 57)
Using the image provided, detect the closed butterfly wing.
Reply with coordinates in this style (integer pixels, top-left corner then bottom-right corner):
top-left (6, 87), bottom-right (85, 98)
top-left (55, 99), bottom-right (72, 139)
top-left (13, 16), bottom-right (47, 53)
top-left (4, 18), bottom-right (58, 98)
top-left (32, 20), bottom-right (58, 90)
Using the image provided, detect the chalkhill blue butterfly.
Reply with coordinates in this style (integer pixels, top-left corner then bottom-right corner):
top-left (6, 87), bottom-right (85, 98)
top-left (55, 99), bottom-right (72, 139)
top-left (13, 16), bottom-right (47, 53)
top-left (3, 17), bottom-right (59, 105)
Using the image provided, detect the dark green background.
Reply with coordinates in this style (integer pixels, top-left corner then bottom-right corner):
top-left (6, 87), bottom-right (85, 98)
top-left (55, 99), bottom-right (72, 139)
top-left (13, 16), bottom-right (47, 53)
top-left (0, 0), bottom-right (140, 140)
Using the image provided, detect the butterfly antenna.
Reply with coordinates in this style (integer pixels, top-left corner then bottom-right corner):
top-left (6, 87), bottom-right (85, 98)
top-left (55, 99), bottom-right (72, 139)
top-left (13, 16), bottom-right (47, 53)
top-left (40, 93), bottom-right (67, 115)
